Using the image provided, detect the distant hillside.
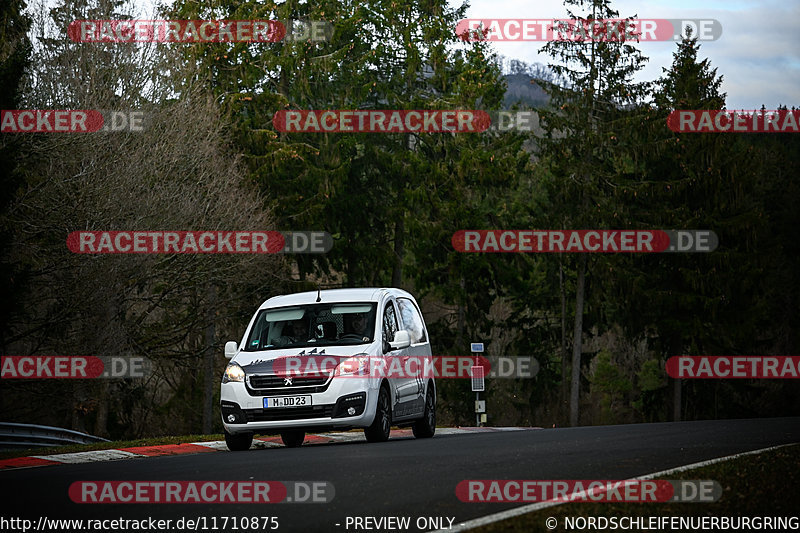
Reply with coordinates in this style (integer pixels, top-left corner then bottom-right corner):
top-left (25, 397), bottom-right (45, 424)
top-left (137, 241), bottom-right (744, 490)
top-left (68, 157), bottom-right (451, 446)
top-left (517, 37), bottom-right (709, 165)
top-left (503, 73), bottom-right (550, 109)
top-left (495, 57), bottom-right (561, 110)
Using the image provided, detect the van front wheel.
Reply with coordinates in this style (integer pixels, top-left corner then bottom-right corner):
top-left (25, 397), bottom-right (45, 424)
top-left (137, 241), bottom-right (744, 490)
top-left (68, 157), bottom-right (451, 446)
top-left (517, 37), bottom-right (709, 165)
top-left (365, 387), bottom-right (391, 442)
top-left (280, 431), bottom-right (305, 447)
top-left (225, 430), bottom-right (253, 451)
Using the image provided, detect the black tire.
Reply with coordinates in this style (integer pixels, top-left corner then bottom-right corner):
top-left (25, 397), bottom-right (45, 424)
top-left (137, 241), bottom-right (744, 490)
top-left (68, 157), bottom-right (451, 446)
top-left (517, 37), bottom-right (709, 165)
top-left (224, 430), bottom-right (253, 451)
top-left (364, 386), bottom-right (391, 442)
top-left (412, 385), bottom-right (436, 438)
top-left (280, 431), bottom-right (305, 448)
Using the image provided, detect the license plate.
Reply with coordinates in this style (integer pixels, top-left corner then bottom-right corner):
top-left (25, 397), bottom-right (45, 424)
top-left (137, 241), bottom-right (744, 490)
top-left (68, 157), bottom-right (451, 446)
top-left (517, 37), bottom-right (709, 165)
top-left (264, 395), bottom-right (312, 408)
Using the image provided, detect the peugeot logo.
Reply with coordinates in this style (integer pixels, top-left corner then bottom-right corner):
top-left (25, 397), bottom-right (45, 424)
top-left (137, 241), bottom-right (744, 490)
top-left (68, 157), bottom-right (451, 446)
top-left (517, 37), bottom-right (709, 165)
top-left (284, 377), bottom-right (293, 386)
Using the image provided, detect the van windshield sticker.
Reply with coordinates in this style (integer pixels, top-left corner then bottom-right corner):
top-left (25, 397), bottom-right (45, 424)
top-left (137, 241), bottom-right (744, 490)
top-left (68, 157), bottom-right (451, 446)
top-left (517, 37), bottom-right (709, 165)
top-left (331, 304), bottom-right (372, 314)
top-left (265, 308), bottom-right (305, 321)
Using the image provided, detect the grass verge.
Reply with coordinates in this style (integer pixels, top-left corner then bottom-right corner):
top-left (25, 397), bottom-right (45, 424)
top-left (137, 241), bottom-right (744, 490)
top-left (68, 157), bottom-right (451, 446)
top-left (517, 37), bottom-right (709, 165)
top-left (0, 434), bottom-right (224, 460)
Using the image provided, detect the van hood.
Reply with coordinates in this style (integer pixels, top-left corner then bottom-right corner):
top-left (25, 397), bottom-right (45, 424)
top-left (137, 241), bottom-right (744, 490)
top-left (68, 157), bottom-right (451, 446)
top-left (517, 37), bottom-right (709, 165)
top-left (233, 344), bottom-right (377, 374)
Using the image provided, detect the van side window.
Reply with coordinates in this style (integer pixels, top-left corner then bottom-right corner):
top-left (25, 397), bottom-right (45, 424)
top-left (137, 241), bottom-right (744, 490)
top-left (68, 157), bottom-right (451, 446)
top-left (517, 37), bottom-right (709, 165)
top-left (397, 298), bottom-right (426, 344)
top-left (382, 302), bottom-right (399, 344)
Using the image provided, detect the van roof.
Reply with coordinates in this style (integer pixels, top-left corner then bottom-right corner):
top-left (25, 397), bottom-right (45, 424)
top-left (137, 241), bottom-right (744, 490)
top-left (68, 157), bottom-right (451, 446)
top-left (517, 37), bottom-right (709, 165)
top-left (259, 288), bottom-right (415, 310)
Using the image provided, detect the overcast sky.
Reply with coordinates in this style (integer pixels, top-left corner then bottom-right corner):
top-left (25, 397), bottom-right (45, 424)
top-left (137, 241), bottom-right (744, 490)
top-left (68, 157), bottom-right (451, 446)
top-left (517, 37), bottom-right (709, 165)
top-left (453, 0), bottom-right (800, 109)
top-left (125, 0), bottom-right (799, 110)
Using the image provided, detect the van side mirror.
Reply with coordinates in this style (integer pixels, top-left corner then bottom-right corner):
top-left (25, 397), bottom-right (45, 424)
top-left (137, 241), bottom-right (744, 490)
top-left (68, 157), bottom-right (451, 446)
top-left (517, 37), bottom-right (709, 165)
top-left (224, 341), bottom-right (238, 359)
top-left (389, 330), bottom-right (411, 350)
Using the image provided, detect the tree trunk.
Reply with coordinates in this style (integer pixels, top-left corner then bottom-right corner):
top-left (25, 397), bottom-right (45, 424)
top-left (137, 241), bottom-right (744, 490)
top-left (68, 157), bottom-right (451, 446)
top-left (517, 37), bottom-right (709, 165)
top-left (669, 336), bottom-right (682, 421)
top-left (93, 380), bottom-right (109, 438)
top-left (569, 254), bottom-right (587, 427)
top-left (71, 381), bottom-right (88, 433)
top-left (202, 284), bottom-right (217, 434)
top-left (560, 258), bottom-right (568, 420)
top-left (94, 288), bottom-right (121, 438)
top-left (457, 276), bottom-right (465, 350)
top-left (392, 217), bottom-right (404, 287)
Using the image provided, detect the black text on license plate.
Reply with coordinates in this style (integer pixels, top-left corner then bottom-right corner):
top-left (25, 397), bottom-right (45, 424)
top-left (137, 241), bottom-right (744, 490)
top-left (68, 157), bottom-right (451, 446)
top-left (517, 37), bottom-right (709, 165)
top-left (264, 396), bottom-right (312, 408)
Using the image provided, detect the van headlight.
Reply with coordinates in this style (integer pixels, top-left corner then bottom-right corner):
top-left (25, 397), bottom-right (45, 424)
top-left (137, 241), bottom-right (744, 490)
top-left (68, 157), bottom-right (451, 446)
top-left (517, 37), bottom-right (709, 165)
top-left (334, 355), bottom-right (371, 376)
top-left (222, 362), bottom-right (245, 383)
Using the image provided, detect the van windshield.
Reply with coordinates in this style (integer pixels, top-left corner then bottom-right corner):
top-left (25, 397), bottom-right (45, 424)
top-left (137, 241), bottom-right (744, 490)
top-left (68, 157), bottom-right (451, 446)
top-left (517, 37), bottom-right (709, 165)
top-left (243, 302), bottom-right (378, 351)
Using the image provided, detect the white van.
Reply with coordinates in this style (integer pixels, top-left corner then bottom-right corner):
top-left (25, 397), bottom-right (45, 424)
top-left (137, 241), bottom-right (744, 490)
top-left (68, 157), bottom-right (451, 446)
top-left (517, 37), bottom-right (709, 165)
top-left (220, 288), bottom-right (436, 449)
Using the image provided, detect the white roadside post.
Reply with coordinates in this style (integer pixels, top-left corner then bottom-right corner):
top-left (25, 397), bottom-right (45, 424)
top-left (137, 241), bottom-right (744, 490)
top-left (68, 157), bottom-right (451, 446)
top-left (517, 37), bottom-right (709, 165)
top-left (471, 343), bottom-right (485, 427)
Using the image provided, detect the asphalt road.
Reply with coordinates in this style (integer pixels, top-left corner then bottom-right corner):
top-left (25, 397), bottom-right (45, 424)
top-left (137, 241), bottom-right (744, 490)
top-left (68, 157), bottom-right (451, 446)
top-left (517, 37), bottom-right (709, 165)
top-left (2, 417), bottom-right (799, 532)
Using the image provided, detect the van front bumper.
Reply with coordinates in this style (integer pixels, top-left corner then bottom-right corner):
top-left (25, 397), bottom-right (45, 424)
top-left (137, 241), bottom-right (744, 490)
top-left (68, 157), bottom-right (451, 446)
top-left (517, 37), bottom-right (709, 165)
top-left (221, 377), bottom-right (380, 435)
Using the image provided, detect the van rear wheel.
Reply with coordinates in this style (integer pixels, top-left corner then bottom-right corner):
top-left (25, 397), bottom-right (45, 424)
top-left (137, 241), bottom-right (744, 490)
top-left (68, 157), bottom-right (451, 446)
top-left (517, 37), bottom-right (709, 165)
top-left (412, 385), bottom-right (436, 438)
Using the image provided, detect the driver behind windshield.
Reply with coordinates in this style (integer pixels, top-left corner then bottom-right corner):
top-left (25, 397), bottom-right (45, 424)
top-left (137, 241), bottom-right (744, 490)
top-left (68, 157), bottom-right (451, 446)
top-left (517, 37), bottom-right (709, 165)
top-left (274, 318), bottom-right (309, 347)
top-left (346, 313), bottom-right (370, 342)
